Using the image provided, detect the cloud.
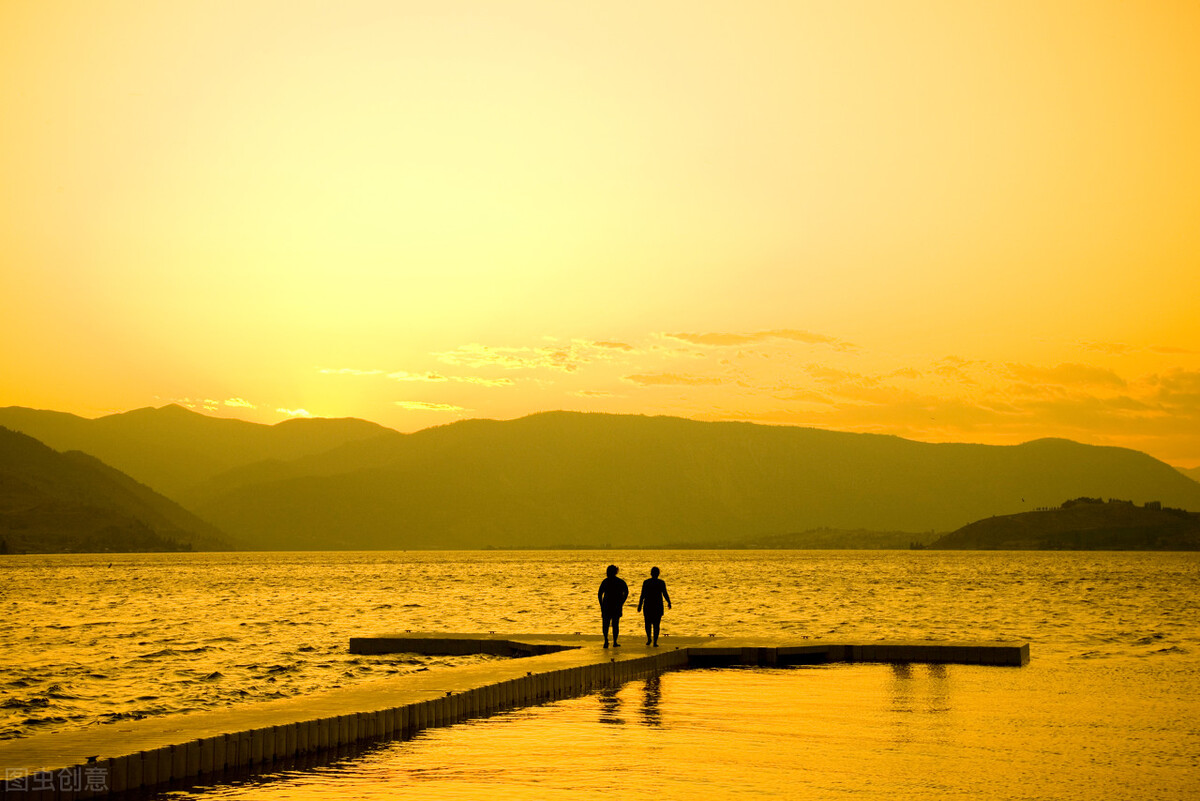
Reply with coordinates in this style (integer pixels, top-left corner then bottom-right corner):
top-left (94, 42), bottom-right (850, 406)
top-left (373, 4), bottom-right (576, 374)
top-left (1149, 369), bottom-right (1200, 411)
top-left (623, 373), bottom-right (725, 386)
top-left (394, 401), bottom-right (467, 412)
top-left (170, 396), bottom-right (220, 411)
top-left (1079, 342), bottom-right (1197, 356)
top-left (277, 408), bottom-right (312, 417)
top-left (771, 388), bottom-right (834, 405)
top-left (458, 376), bottom-right (515, 387)
top-left (389, 371), bottom-right (450, 383)
top-left (932, 356), bottom-right (983, 385)
top-left (389, 370), bottom-right (513, 387)
top-left (435, 343), bottom-right (572, 371)
top-left (1006, 363), bottom-right (1126, 388)
top-left (434, 340), bottom-right (630, 373)
top-left (1079, 341), bottom-right (1133, 355)
top-left (803, 365), bottom-right (879, 385)
top-left (224, 398), bottom-right (256, 409)
top-left (572, 389), bottom-right (618, 398)
top-left (664, 329), bottom-right (855, 351)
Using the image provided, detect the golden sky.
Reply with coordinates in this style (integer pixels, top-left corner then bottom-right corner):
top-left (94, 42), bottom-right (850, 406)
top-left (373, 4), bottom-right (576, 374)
top-left (3, 1), bottom-right (1199, 465)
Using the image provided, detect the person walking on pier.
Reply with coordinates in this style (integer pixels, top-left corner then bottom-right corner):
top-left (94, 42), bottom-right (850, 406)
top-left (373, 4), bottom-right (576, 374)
top-left (598, 564), bottom-right (629, 648)
top-left (637, 566), bottom-right (672, 646)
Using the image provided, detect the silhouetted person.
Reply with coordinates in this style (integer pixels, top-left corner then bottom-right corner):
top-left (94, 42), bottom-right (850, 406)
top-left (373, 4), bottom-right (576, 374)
top-left (637, 566), bottom-right (671, 646)
top-left (598, 564), bottom-right (629, 648)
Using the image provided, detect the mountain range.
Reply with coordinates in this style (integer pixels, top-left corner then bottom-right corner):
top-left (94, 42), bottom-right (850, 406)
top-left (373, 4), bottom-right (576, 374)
top-left (0, 426), bottom-right (226, 553)
top-left (2, 405), bottom-right (1198, 551)
top-left (0, 404), bottom-right (390, 504)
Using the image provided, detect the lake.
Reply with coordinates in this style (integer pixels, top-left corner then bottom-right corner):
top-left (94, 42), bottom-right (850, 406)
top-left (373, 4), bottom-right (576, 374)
top-left (2, 550), bottom-right (1198, 799)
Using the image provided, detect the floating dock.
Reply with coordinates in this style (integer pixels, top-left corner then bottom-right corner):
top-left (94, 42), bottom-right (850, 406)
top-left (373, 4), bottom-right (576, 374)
top-left (0, 634), bottom-right (1028, 799)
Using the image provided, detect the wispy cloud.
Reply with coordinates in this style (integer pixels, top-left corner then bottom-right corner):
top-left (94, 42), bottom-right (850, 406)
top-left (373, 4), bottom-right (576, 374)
top-left (803, 365), bottom-right (879, 386)
top-left (1079, 341), bottom-right (1134, 355)
top-left (623, 373), bottom-right (725, 386)
top-left (434, 340), bottom-right (631, 373)
top-left (224, 397), bottom-right (256, 409)
top-left (1079, 342), bottom-right (1198, 356)
top-left (1006, 363), bottom-right (1126, 388)
top-left (388, 370), bottom-right (513, 387)
top-left (389, 371), bottom-right (451, 383)
top-left (932, 356), bottom-right (983, 385)
top-left (394, 401), bottom-right (467, 412)
top-left (572, 389), bottom-right (618, 398)
top-left (170, 397), bottom-right (220, 412)
top-left (277, 407), bottom-right (312, 417)
top-left (664, 329), bottom-right (855, 351)
top-left (460, 376), bottom-right (516, 387)
top-left (1149, 369), bottom-right (1200, 411)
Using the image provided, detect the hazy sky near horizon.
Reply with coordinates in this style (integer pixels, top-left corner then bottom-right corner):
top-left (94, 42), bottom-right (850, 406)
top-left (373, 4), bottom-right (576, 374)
top-left (3, 1), bottom-right (1199, 465)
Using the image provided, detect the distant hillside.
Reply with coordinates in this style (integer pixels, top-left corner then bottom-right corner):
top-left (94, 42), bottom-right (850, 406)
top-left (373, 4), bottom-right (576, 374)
top-left (0, 427), bottom-right (229, 553)
top-left (932, 498), bottom-right (1200, 550)
top-left (190, 412), bottom-right (1200, 550)
top-left (734, 528), bottom-right (938, 550)
top-left (0, 405), bottom-right (395, 501)
top-left (1182, 466), bottom-right (1200, 483)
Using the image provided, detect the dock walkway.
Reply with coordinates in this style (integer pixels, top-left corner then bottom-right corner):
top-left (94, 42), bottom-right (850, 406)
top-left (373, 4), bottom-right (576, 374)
top-left (0, 634), bottom-right (1028, 799)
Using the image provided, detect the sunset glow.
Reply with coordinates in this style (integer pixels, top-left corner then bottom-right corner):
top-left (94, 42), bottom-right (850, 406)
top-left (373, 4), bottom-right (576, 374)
top-left (3, 1), bottom-right (1198, 464)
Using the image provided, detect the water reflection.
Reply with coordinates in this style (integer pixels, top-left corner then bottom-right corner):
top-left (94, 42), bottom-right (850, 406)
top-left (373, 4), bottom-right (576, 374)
top-left (597, 674), bottom-right (663, 727)
top-left (136, 663), bottom-right (1200, 801)
top-left (640, 674), bottom-right (663, 727)
top-left (888, 662), bottom-right (952, 747)
top-left (888, 663), bottom-right (951, 714)
top-left (598, 685), bottom-right (624, 725)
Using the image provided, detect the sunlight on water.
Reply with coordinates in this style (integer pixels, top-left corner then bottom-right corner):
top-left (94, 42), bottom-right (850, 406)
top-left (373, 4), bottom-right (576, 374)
top-left (156, 663), bottom-right (1199, 801)
top-left (3, 550), bottom-right (1199, 798)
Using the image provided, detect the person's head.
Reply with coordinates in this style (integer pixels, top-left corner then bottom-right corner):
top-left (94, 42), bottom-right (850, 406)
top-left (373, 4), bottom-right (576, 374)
top-left (650, 566), bottom-right (660, 578)
top-left (606, 564), bottom-right (618, 577)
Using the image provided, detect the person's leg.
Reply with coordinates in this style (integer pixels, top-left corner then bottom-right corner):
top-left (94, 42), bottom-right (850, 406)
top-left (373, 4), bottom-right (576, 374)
top-left (645, 616), bottom-right (652, 645)
top-left (603, 616), bottom-right (611, 647)
top-left (612, 617), bottom-right (621, 646)
top-left (652, 619), bottom-right (661, 646)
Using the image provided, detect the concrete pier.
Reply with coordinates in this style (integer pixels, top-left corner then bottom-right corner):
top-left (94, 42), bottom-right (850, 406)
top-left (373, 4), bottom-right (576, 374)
top-left (0, 634), bottom-right (1027, 798)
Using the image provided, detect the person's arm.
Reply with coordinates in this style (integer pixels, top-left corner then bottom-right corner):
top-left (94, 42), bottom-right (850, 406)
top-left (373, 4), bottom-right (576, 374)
top-left (663, 582), bottom-right (672, 609)
top-left (598, 582), bottom-right (605, 607)
top-left (637, 582), bottom-right (645, 613)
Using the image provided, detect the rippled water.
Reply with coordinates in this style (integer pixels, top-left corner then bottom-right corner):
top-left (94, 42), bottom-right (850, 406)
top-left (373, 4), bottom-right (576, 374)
top-left (161, 663), bottom-right (1199, 801)
top-left (3, 550), bottom-right (1199, 799)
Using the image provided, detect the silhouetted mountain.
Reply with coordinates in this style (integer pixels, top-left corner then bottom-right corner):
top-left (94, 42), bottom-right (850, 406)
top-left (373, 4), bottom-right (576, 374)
top-left (1181, 466), bottom-right (1200, 483)
top-left (189, 412), bottom-right (1200, 550)
top-left (0, 405), bottom-right (394, 502)
top-left (931, 498), bottom-right (1200, 550)
top-left (0, 427), bottom-right (229, 553)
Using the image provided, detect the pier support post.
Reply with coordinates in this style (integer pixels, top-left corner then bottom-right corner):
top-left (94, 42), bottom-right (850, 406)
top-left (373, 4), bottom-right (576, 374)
top-left (199, 736), bottom-right (214, 775)
top-left (141, 749), bottom-right (158, 789)
top-left (126, 751), bottom-right (143, 791)
top-left (170, 743), bottom-right (185, 780)
top-left (250, 729), bottom-right (265, 765)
